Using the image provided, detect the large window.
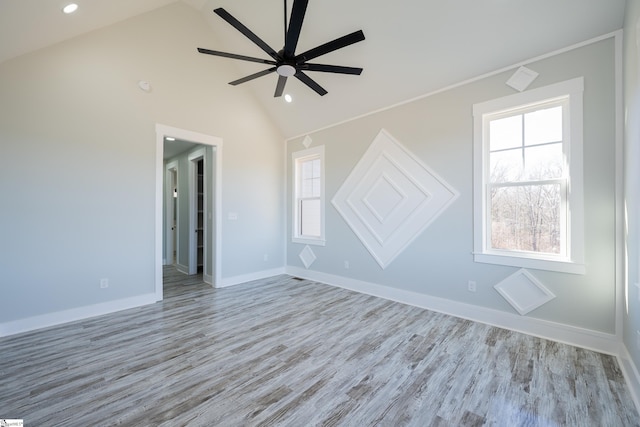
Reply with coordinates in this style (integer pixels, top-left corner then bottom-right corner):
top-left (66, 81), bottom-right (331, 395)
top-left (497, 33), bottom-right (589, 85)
top-left (473, 78), bottom-right (584, 274)
top-left (292, 146), bottom-right (325, 245)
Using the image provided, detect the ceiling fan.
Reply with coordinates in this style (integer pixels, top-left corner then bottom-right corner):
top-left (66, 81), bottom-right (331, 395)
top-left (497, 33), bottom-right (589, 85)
top-left (197, 0), bottom-right (365, 97)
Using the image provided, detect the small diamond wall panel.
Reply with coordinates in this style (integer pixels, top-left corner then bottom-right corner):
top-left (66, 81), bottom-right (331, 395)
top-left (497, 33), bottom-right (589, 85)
top-left (332, 129), bottom-right (459, 268)
top-left (506, 66), bottom-right (539, 92)
top-left (299, 245), bottom-right (317, 269)
top-left (494, 268), bottom-right (556, 315)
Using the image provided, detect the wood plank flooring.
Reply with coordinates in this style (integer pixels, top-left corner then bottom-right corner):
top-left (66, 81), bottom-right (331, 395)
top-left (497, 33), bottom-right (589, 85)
top-left (1, 267), bottom-right (638, 426)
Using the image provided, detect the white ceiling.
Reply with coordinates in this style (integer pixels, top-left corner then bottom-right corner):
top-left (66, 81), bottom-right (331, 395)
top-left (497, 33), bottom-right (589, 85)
top-left (0, 0), bottom-right (627, 138)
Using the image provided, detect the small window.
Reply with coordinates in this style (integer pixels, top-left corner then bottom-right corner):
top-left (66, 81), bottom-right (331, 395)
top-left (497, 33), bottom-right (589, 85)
top-left (473, 78), bottom-right (585, 274)
top-left (292, 146), bottom-right (325, 245)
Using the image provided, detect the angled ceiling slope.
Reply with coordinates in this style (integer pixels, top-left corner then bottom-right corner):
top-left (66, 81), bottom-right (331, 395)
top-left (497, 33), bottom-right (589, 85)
top-left (195, 0), bottom-right (625, 137)
top-left (0, 0), bottom-right (626, 138)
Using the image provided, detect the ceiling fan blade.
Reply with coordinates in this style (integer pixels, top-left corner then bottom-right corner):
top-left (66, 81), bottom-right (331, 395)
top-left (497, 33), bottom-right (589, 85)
top-left (197, 48), bottom-right (277, 65)
top-left (295, 30), bottom-right (365, 63)
top-left (230, 67), bottom-right (277, 86)
top-left (295, 71), bottom-right (328, 96)
top-left (284, 0), bottom-right (309, 58)
top-left (214, 8), bottom-right (279, 61)
top-left (274, 75), bottom-right (288, 97)
top-left (301, 63), bottom-right (363, 75)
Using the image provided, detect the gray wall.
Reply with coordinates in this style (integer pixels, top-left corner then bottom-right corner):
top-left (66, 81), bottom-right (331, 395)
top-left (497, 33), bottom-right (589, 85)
top-left (287, 37), bottom-right (618, 334)
top-left (624, 0), bottom-right (640, 373)
top-left (0, 2), bottom-right (284, 323)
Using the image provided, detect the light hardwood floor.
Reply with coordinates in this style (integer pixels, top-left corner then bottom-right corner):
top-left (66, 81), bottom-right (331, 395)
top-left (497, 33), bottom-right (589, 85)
top-left (1, 267), bottom-right (638, 426)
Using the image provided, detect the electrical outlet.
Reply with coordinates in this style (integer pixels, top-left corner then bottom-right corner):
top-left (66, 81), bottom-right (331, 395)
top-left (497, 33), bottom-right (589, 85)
top-left (344, 261), bottom-right (350, 269)
top-left (468, 280), bottom-right (477, 292)
top-left (100, 278), bottom-right (109, 289)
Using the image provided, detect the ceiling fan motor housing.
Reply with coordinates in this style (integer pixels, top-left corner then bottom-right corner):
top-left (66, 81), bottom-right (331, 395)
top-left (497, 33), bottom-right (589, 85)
top-left (277, 64), bottom-right (297, 77)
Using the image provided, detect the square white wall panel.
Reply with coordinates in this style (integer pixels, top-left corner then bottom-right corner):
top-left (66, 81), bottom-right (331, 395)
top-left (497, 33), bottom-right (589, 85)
top-left (332, 129), bottom-right (459, 269)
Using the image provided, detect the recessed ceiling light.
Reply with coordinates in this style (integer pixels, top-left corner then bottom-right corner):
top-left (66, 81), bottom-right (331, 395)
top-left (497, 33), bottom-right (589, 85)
top-left (284, 94), bottom-right (292, 103)
top-left (62, 3), bottom-right (78, 14)
top-left (165, 137), bottom-right (176, 141)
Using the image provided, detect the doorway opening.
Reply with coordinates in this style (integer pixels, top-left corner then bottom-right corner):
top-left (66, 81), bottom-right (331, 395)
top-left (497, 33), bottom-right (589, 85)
top-left (188, 150), bottom-right (206, 275)
top-left (155, 124), bottom-right (223, 302)
top-left (165, 162), bottom-right (178, 266)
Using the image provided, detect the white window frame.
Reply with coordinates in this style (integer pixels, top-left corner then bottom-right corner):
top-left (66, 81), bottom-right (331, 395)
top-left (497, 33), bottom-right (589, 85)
top-left (473, 77), bottom-right (585, 274)
top-left (292, 145), bottom-right (325, 246)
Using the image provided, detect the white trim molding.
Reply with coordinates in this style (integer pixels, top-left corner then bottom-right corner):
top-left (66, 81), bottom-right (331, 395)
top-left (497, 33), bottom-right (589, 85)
top-left (0, 293), bottom-right (158, 338)
top-left (619, 345), bottom-right (640, 413)
top-left (165, 160), bottom-right (179, 267)
top-left (217, 268), bottom-right (286, 288)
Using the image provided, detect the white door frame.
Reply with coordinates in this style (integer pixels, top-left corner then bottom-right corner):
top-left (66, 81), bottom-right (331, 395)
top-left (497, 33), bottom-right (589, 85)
top-left (155, 124), bottom-right (223, 301)
top-left (165, 161), bottom-right (179, 266)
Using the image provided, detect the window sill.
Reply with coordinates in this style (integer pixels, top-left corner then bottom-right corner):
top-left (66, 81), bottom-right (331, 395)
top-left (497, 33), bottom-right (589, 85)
top-left (473, 252), bottom-right (585, 275)
top-left (292, 237), bottom-right (326, 247)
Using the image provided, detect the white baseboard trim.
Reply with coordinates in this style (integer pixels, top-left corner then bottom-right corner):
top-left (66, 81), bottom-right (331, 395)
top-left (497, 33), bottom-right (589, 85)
top-left (175, 263), bottom-right (189, 275)
top-left (203, 273), bottom-right (213, 285)
top-left (619, 345), bottom-right (640, 411)
top-left (286, 267), bottom-right (620, 355)
top-left (0, 293), bottom-right (158, 338)
top-left (217, 267), bottom-right (286, 288)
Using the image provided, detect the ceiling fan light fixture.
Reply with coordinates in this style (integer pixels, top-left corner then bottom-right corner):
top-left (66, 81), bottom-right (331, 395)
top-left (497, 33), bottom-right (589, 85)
top-left (276, 64), bottom-right (296, 77)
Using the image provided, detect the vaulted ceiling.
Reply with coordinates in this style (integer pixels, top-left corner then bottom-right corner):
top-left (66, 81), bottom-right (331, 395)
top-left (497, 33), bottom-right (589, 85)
top-left (0, 0), bottom-right (627, 138)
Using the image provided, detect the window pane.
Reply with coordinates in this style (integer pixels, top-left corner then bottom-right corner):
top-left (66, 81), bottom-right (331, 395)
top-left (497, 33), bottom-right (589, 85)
top-left (490, 184), bottom-right (561, 254)
top-left (311, 158), bottom-right (320, 178)
top-left (302, 160), bottom-right (313, 179)
top-left (312, 178), bottom-right (321, 197)
top-left (525, 106), bottom-right (562, 146)
top-left (302, 177), bottom-right (320, 198)
top-left (489, 115), bottom-right (522, 151)
top-left (524, 143), bottom-right (563, 180)
top-left (301, 198), bottom-right (321, 237)
top-left (302, 179), bottom-right (313, 197)
top-left (490, 149), bottom-right (523, 183)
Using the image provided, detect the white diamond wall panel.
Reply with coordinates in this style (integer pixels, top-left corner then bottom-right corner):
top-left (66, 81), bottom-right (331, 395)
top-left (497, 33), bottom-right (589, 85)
top-left (299, 245), bottom-right (317, 269)
top-left (506, 66), bottom-right (539, 92)
top-left (494, 268), bottom-right (556, 315)
top-left (332, 129), bottom-right (459, 268)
